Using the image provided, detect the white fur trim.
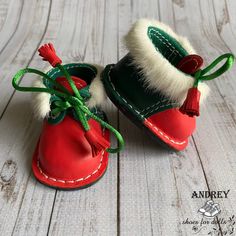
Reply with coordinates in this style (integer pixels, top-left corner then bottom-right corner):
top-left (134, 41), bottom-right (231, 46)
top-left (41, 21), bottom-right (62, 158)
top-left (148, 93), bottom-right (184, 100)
top-left (32, 64), bottom-right (106, 119)
top-left (31, 79), bottom-right (51, 119)
top-left (124, 19), bottom-right (209, 103)
top-left (87, 64), bottom-right (106, 108)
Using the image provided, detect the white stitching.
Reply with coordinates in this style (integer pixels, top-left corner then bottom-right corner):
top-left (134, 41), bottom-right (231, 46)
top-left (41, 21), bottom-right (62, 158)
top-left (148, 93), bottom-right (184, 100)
top-left (74, 81), bottom-right (84, 87)
top-left (37, 65), bottom-right (106, 184)
top-left (145, 119), bottom-right (186, 145)
top-left (167, 50), bottom-right (176, 61)
top-left (37, 150), bottom-right (105, 184)
top-left (148, 28), bottom-right (182, 57)
top-left (92, 169), bottom-right (98, 175)
top-left (139, 99), bottom-right (169, 113)
top-left (140, 99), bottom-right (177, 114)
top-left (142, 103), bottom-right (178, 117)
top-left (149, 29), bottom-right (181, 56)
top-left (108, 70), bottom-right (142, 115)
top-left (107, 67), bottom-right (186, 146)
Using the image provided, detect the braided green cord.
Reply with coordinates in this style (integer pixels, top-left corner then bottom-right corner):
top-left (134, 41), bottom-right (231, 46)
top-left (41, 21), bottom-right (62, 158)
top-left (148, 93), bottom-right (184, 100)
top-left (12, 66), bottom-right (124, 153)
top-left (193, 53), bottom-right (234, 87)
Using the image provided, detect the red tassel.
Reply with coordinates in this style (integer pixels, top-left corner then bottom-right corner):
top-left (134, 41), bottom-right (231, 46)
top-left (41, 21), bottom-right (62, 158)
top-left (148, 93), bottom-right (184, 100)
top-left (38, 43), bottom-right (62, 67)
top-left (179, 88), bottom-right (201, 117)
top-left (85, 128), bottom-right (110, 157)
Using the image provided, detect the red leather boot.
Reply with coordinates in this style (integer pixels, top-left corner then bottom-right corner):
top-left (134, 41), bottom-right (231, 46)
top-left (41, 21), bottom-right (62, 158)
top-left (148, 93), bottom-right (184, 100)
top-left (12, 43), bottom-right (124, 189)
top-left (102, 19), bottom-right (234, 151)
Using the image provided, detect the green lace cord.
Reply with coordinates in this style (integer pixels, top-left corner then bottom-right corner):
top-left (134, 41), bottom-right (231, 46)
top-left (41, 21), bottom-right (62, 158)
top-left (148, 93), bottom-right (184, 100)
top-left (12, 66), bottom-right (124, 153)
top-left (193, 53), bottom-right (234, 87)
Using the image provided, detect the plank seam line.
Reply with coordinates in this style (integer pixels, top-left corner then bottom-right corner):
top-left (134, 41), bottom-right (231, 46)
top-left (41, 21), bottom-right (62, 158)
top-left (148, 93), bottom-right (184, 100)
top-left (0, 0), bottom-right (24, 55)
top-left (139, 99), bottom-right (169, 113)
top-left (10, 1), bottom-right (53, 233)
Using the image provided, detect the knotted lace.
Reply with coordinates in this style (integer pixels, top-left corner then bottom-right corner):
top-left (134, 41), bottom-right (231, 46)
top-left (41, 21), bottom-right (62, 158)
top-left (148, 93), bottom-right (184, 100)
top-left (193, 53), bottom-right (234, 87)
top-left (180, 53), bottom-right (234, 117)
top-left (12, 65), bottom-right (124, 154)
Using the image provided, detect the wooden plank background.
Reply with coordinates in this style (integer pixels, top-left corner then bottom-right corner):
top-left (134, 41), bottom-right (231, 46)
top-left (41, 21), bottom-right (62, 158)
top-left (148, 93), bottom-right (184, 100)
top-left (0, 0), bottom-right (235, 235)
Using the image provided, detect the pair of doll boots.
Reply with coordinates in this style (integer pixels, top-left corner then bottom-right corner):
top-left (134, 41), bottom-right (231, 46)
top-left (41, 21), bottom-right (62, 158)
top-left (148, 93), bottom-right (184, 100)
top-left (12, 19), bottom-right (234, 189)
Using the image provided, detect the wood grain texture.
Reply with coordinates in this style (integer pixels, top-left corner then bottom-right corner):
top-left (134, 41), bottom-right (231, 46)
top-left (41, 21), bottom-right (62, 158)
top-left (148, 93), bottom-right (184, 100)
top-left (0, 1), bottom-right (54, 235)
top-left (117, 1), bottom-right (211, 235)
top-left (0, 0), bottom-right (9, 30)
top-left (172, 0), bottom-right (236, 235)
top-left (0, 0), bottom-right (235, 235)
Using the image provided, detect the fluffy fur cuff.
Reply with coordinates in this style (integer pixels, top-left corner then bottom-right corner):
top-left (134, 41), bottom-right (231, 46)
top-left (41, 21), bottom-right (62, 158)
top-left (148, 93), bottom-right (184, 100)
top-left (124, 19), bottom-right (209, 104)
top-left (32, 64), bottom-right (106, 119)
top-left (86, 64), bottom-right (106, 108)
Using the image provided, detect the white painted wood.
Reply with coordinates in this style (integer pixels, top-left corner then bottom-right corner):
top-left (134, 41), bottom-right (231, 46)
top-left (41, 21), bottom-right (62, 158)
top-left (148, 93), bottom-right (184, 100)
top-left (0, 0), bottom-right (9, 30)
top-left (0, 0), bottom-right (23, 51)
top-left (172, 0), bottom-right (236, 231)
top-left (117, 1), bottom-right (210, 236)
top-left (119, 115), bottom-right (210, 236)
top-left (0, 1), bottom-right (55, 235)
top-left (0, 0), bottom-right (49, 115)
